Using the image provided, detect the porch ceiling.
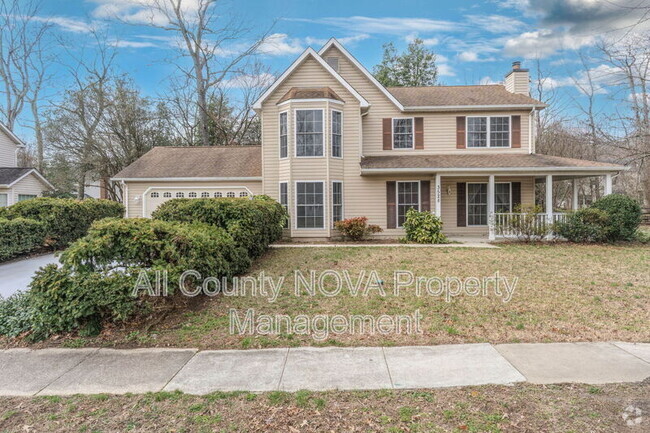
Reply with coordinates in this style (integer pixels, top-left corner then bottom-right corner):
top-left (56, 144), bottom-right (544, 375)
top-left (360, 153), bottom-right (625, 175)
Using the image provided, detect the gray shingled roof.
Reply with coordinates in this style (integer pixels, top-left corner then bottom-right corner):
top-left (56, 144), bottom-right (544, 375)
top-left (387, 85), bottom-right (545, 108)
top-left (113, 146), bottom-right (262, 180)
top-left (0, 167), bottom-right (33, 186)
top-left (360, 154), bottom-right (624, 171)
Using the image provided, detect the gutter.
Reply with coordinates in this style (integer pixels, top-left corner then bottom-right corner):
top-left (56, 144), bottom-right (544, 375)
top-left (111, 176), bottom-right (263, 182)
top-left (401, 104), bottom-right (547, 112)
top-left (360, 166), bottom-right (628, 174)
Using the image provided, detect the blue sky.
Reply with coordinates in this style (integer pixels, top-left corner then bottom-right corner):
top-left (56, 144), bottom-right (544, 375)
top-left (13, 0), bottom-right (650, 140)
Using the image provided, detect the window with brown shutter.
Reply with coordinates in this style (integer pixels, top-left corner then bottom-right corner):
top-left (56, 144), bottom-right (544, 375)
top-left (456, 117), bottom-right (466, 149)
top-left (511, 115), bottom-right (521, 148)
top-left (457, 182), bottom-right (466, 227)
top-left (420, 180), bottom-right (430, 211)
top-left (414, 117), bottom-right (424, 149)
top-left (386, 181), bottom-right (396, 228)
top-left (382, 118), bottom-right (392, 150)
top-left (512, 182), bottom-right (521, 209)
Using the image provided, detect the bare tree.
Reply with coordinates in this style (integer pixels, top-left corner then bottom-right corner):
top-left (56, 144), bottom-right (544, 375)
top-left (0, 0), bottom-right (52, 168)
top-left (136, 0), bottom-right (271, 146)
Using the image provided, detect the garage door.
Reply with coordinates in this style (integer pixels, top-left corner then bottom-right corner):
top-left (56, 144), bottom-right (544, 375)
top-left (143, 186), bottom-right (253, 217)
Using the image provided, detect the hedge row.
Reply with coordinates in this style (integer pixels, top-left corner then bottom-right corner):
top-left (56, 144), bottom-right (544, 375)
top-left (0, 218), bottom-right (47, 262)
top-left (3, 197), bottom-right (125, 248)
top-left (7, 195), bottom-right (286, 340)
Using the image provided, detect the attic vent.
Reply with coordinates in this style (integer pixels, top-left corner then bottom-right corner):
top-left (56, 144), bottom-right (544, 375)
top-left (326, 56), bottom-right (339, 72)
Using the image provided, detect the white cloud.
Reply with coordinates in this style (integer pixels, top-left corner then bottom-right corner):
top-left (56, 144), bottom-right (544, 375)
top-left (479, 76), bottom-right (500, 84)
top-left (108, 39), bottom-right (159, 48)
top-left (32, 15), bottom-right (96, 33)
top-left (304, 34), bottom-right (370, 46)
top-left (404, 33), bottom-right (439, 46)
top-left (89, 0), bottom-right (202, 26)
top-left (457, 51), bottom-right (496, 62)
top-left (542, 64), bottom-right (624, 94)
top-left (291, 16), bottom-right (459, 35)
top-left (437, 63), bottom-right (455, 77)
top-left (257, 33), bottom-right (305, 56)
top-left (503, 28), bottom-right (595, 58)
top-left (220, 72), bottom-right (276, 89)
top-left (465, 14), bottom-right (526, 33)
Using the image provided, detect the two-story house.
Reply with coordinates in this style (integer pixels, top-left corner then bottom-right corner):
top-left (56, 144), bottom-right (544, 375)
top-left (0, 123), bottom-right (53, 207)
top-left (114, 38), bottom-right (625, 240)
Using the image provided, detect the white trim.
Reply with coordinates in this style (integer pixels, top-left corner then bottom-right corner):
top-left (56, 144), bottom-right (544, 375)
top-left (279, 110), bottom-right (289, 160)
top-left (466, 115), bottom-right (512, 149)
top-left (0, 169), bottom-right (54, 190)
top-left (402, 104), bottom-right (546, 111)
top-left (0, 122), bottom-right (25, 146)
top-left (140, 185), bottom-right (254, 217)
top-left (294, 108), bottom-right (325, 158)
top-left (331, 109), bottom-right (343, 159)
top-left (277, 98), bottom-right (344, 107)
top-left (391, 117), bottom-right (415, 150)
top-left (112, 176), bottom-right (263, 182)
top-left (294, 180), bottom-right (326, 230)
top-left (331, 180), bottom-right (344, 226)
top-left (396, 180), bottom-right (421, 228)
top-left (360, 166), bottom-right (625, 174)
top-left (318, 38), bottom-right (404, 111)
top-left (253, 47), bottom-right (369, 110)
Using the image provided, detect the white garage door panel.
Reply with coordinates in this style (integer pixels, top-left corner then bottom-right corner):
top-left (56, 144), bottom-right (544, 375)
top-left (143, 186), bottom-right (253, 218)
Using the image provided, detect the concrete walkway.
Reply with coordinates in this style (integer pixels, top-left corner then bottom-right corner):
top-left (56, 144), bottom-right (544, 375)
top-left (0, 253), bottom-right (59, 298)
top-left (0, 342), bottom-right (648, 396)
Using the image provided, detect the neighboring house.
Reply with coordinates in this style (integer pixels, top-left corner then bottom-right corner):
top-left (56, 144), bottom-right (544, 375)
top-left (114, 38), bottom-right (625, 239)
top-left (0, 123), bottom-right (53, 207)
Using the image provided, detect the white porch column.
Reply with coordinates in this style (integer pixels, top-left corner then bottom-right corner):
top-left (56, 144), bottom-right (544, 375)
top-left (434, 173), bottom-right (442, 217)
top-left (545, 175), bottom-right (553, 238)
top-left (488, 175), bottom-right (495, 241)
top-left (572, 179), bottom-right (579, 210)
top-left (604, 174), bottom-right (613, 196)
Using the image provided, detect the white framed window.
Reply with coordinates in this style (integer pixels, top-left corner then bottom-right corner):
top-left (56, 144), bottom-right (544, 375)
top-left (163, 192), bottom-right (172, 198)
top-left (239, 191), bottom-right (248, 198)
top-left (467, 182), bottom-right (512, 226)
top-left (176, 192), bottom-right (184, 198)
top-left (467, 116), bottom-right (510, 148)
top-left (295, 109), bottom-right (324, 157)
top-left (201, 192), bottom-right (210, 198)
top-left (0, 193), bottom-right (7, 207)
top-left (397, 181), bottom-right (420, 227)
top-left (214, 192), bottom-right (222, 198)
top-left (188, 192), bottom-right (197, 198)
top-left (150, 192), bottom-right (159, 198)
top-left (295, 181), bottom-right (324, 229)
top-left (332, 181), bottom-right (343, 224)
top-left (227, 191), bottom-right (235, 198)
top-left (279, 111), bottom-right (288, 159)
top-left (17, 194), bottom-right (37, 202)
top-left (331, 110), bottom-right (342, 158)
top-left (279, 182), bottom-right (288, 228)
top-left (393, 118), bottom-right (414, 149)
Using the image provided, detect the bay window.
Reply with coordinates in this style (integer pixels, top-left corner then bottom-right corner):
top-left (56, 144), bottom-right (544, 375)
top-left (296, 109), bottom-right (323, 157)
top-left (296, 181), bottom-right (324, 229)
top-left (279, 112), bottom-right (288, 158)
top-left (332, 181), bottom-right (343, 224)
top-left (331, 110), bottom-right (342, 157)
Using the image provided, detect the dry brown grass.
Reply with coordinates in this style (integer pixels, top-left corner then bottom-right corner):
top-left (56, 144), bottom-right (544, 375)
top-left (0, 381), bottom-right (648, 432)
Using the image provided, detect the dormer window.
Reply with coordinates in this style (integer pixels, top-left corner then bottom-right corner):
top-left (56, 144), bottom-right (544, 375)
top-left (326, 56), bottom-right (339, 72)
top-left (393, 118), bottom-right (414, 149)
top-left (295, 109), bottom-right (324, 157)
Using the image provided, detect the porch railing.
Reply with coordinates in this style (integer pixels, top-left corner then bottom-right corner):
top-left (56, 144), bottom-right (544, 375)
top-left (491, 212), bottom-right (569, 239)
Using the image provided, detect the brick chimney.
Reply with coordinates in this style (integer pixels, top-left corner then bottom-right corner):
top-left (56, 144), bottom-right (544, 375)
top-left (504, 61), bottom-right (529, 96)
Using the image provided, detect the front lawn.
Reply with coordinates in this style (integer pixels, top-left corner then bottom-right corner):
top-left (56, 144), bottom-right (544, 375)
top-left (0, 382), bottom-right (647, 432)
top-left (10, 243), bottom-right (648, 350)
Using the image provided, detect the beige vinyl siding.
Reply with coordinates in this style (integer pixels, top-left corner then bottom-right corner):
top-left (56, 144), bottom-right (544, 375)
top-left (505, 72), bottom-right (529, 95)
top-left (440, 176), bottom-right (535, 235)
top-left (125, 180), bottom-right (263, 218)
top-left (0, 129), bottom-right (19, 167)
top-left (321, 46), bottom-right (532, 155)
top-left (11, 173), bottom-right (49, 204)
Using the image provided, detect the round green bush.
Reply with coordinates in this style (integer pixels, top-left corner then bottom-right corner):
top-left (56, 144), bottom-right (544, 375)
top-left (0, 217), bottom-right (46, 261)
top-left (402, 209), bottom-right (448, 244)
top-left (556, 208), bottom-right (609, 243)
top-left (591, 194), bottom-right (641, 241)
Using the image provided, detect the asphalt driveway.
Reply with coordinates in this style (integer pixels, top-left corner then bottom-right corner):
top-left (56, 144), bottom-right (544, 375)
top-left (0, 253), bottom-right (59, 298)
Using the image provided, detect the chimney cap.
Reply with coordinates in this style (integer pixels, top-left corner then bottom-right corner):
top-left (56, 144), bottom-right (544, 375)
top-left (512, 61), bottom-right (521, 70)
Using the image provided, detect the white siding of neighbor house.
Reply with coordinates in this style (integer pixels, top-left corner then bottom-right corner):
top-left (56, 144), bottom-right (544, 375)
top-left (0, 173), bottom-right (50, 206)
top-left (0, 128), bottom-right (19, 167)
top-left (125, 180), bottom-right (264, 218)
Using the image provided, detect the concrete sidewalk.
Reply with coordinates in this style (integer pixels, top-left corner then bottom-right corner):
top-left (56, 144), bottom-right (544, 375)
top-left (0, 342), bottom-right (648, 396)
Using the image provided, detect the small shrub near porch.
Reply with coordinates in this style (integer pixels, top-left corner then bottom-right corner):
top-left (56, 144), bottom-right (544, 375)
top-left (334, 217), bottom-right (383, 241)
top-left (402, 209), bottom-right (448, 244)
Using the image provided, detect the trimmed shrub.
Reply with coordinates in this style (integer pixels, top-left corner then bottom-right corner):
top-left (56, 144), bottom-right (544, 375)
top-left (591, 194), bottom-right (641, 241)
top-left (402, 209), bottom-right (448, 244)
top-left (151, 196), bottom-right (286, 257)
top-left (26, 218), bottom-right (249, 339)
top-left (495, 204), bottom-right (547, 242)
top-left (0, 292), bottom-right (34, 337)
top-left (334, 217), bottom-right (383, 241)
top-left (555, 208), bottom-right (609, 243)
top-left (3, 197), bottom-right (124, 248)
top-left (0, 218), bottom-right (46, 261)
